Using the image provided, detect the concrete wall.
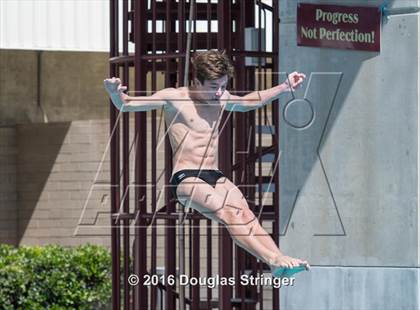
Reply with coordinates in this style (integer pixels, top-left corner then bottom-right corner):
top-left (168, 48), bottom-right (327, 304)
top-left (0, 49), bottom-right (169, 126)
top-left (0, 50), bottom-right (110, 125)
top-left (278, 0), bottom-right (420, 309)
top-left (281, 266), bottom-right (419, 310)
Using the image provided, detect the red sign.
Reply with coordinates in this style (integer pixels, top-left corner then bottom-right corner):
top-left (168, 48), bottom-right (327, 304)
top-left (297, 3), bottom-right (381, 52)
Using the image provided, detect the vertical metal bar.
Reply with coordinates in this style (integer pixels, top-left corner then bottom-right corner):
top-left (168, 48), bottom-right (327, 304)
top-left (192, 215), bottom-right (200, 309)
top-left (257, 64), bottom-right (264, 310)
top-left (110, 0), bottom-right (121, 309)
top-left (189, 216), bottom-right (193, 303)
top-left (178, 2), bottom-right (187, 310)
top-left (244, 0), bottom-right (261, 305)
top-left (183, 0), bottom-right (193, 86)
top-left (179, 210), bottom-right (186, 310)
top-left (272, 0), bottom-right (280, 308)
top-left (240, 4), bottom-right (247, 308)
top-left (206, 219), bottom-right (212, 310)
top-left (259, 7), bottom-right (270, 308)
top-left (237, 1), bottom-right (248, 308)
top-left (217, 1), bottom-right (233, 309)
top-left (206, 3), bottom-right (212, 309)
top-left (191, 6), bottom-right (200, 295)
top-left (133, 0), bottom-right (148, 309)
top-left (122, 0), bottom-right (131, 309)
top-left (192, 0), bottom-right (197, 52)
top-left (151, 1), bottom-right (158, 309)
top-left (179, 0), bottom-right (186, 84)
top-left (206, 0), bottom-right (211, 48)
top-left (187, 0), bottom-right (196, 298)
top-left (164, 1), bottom-right (176, 310)
top-left (122, 1), bottom-right (132, 309)
top-left (252, 3), bottom-right (264, 309)
top-left (190, 7), bottom-right (200, 308)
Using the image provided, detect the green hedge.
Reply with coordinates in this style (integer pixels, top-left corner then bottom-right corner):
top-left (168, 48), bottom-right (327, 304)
top-left (0, 244), bottom-right (112, 309)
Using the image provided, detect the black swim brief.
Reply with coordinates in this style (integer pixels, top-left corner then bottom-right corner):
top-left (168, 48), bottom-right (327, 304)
top-left (170, 169), bottom-right (225, 200)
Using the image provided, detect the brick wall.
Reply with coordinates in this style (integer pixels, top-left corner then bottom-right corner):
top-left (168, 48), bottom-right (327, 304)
top-left (0, 127), bottom-right (18, 245)
top-left (2, 117), bottom-right (170, 251)
top-left (15, 120), bottom-right (112, 246)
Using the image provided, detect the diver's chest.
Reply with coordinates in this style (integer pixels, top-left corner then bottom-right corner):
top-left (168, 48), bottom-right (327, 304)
top-left (176, 104), bottom-right (221, 132)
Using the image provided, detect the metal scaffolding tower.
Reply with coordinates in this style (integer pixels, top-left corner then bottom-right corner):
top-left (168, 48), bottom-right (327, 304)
top-left (108, 1), bottom-right (281, 309)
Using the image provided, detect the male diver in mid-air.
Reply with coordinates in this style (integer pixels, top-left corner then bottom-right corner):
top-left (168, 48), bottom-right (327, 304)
top-left (104, 50), bottom-right (310, 278)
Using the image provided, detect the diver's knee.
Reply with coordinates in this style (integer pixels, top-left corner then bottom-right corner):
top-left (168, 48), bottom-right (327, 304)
top-left (218, 205), bottom-right (256, 225)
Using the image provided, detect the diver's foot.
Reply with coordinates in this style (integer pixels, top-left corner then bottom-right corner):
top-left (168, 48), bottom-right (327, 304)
top-left (269, 255), bottom-right (310, 278)
top-left (271, 265), bottom-right (308, 278)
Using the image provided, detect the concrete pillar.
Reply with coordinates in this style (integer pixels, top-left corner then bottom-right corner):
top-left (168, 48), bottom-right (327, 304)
top-left (278, 1), bottom-right (420, 309)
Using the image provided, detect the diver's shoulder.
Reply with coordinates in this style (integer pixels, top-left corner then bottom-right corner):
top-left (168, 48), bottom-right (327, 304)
top-left (162, 87), bottom-right (190, 101)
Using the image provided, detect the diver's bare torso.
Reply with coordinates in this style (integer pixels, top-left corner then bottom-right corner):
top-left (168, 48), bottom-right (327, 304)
top-left (163, 87), bottom-right (228, 175)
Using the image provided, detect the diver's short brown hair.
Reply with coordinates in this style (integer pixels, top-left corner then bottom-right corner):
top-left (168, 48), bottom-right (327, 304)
top-left (191, 50), bottom-right (234, 83)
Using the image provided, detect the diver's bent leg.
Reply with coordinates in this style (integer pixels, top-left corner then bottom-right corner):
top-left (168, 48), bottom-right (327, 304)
top-left (218, 206), bottom-right (278, 266)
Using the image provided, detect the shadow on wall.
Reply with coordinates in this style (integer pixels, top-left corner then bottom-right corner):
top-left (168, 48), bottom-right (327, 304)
top-left (16, 122), bottom-right (71, 243)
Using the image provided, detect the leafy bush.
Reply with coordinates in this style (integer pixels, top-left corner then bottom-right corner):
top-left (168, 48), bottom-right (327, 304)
top-left (0, 244), bottom-right (111, 309)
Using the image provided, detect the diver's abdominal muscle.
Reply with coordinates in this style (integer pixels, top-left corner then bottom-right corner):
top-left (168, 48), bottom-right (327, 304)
top-left (167, 112), bottom-right (221, 170)
top-left (175, 145), bottom-right (218, 164)
top-left (172, 137), bottom-right (219, 171)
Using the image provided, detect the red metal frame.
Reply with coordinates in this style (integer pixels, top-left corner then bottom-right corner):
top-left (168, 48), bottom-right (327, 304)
top-left (109, 1), bottom-right (280, 309)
